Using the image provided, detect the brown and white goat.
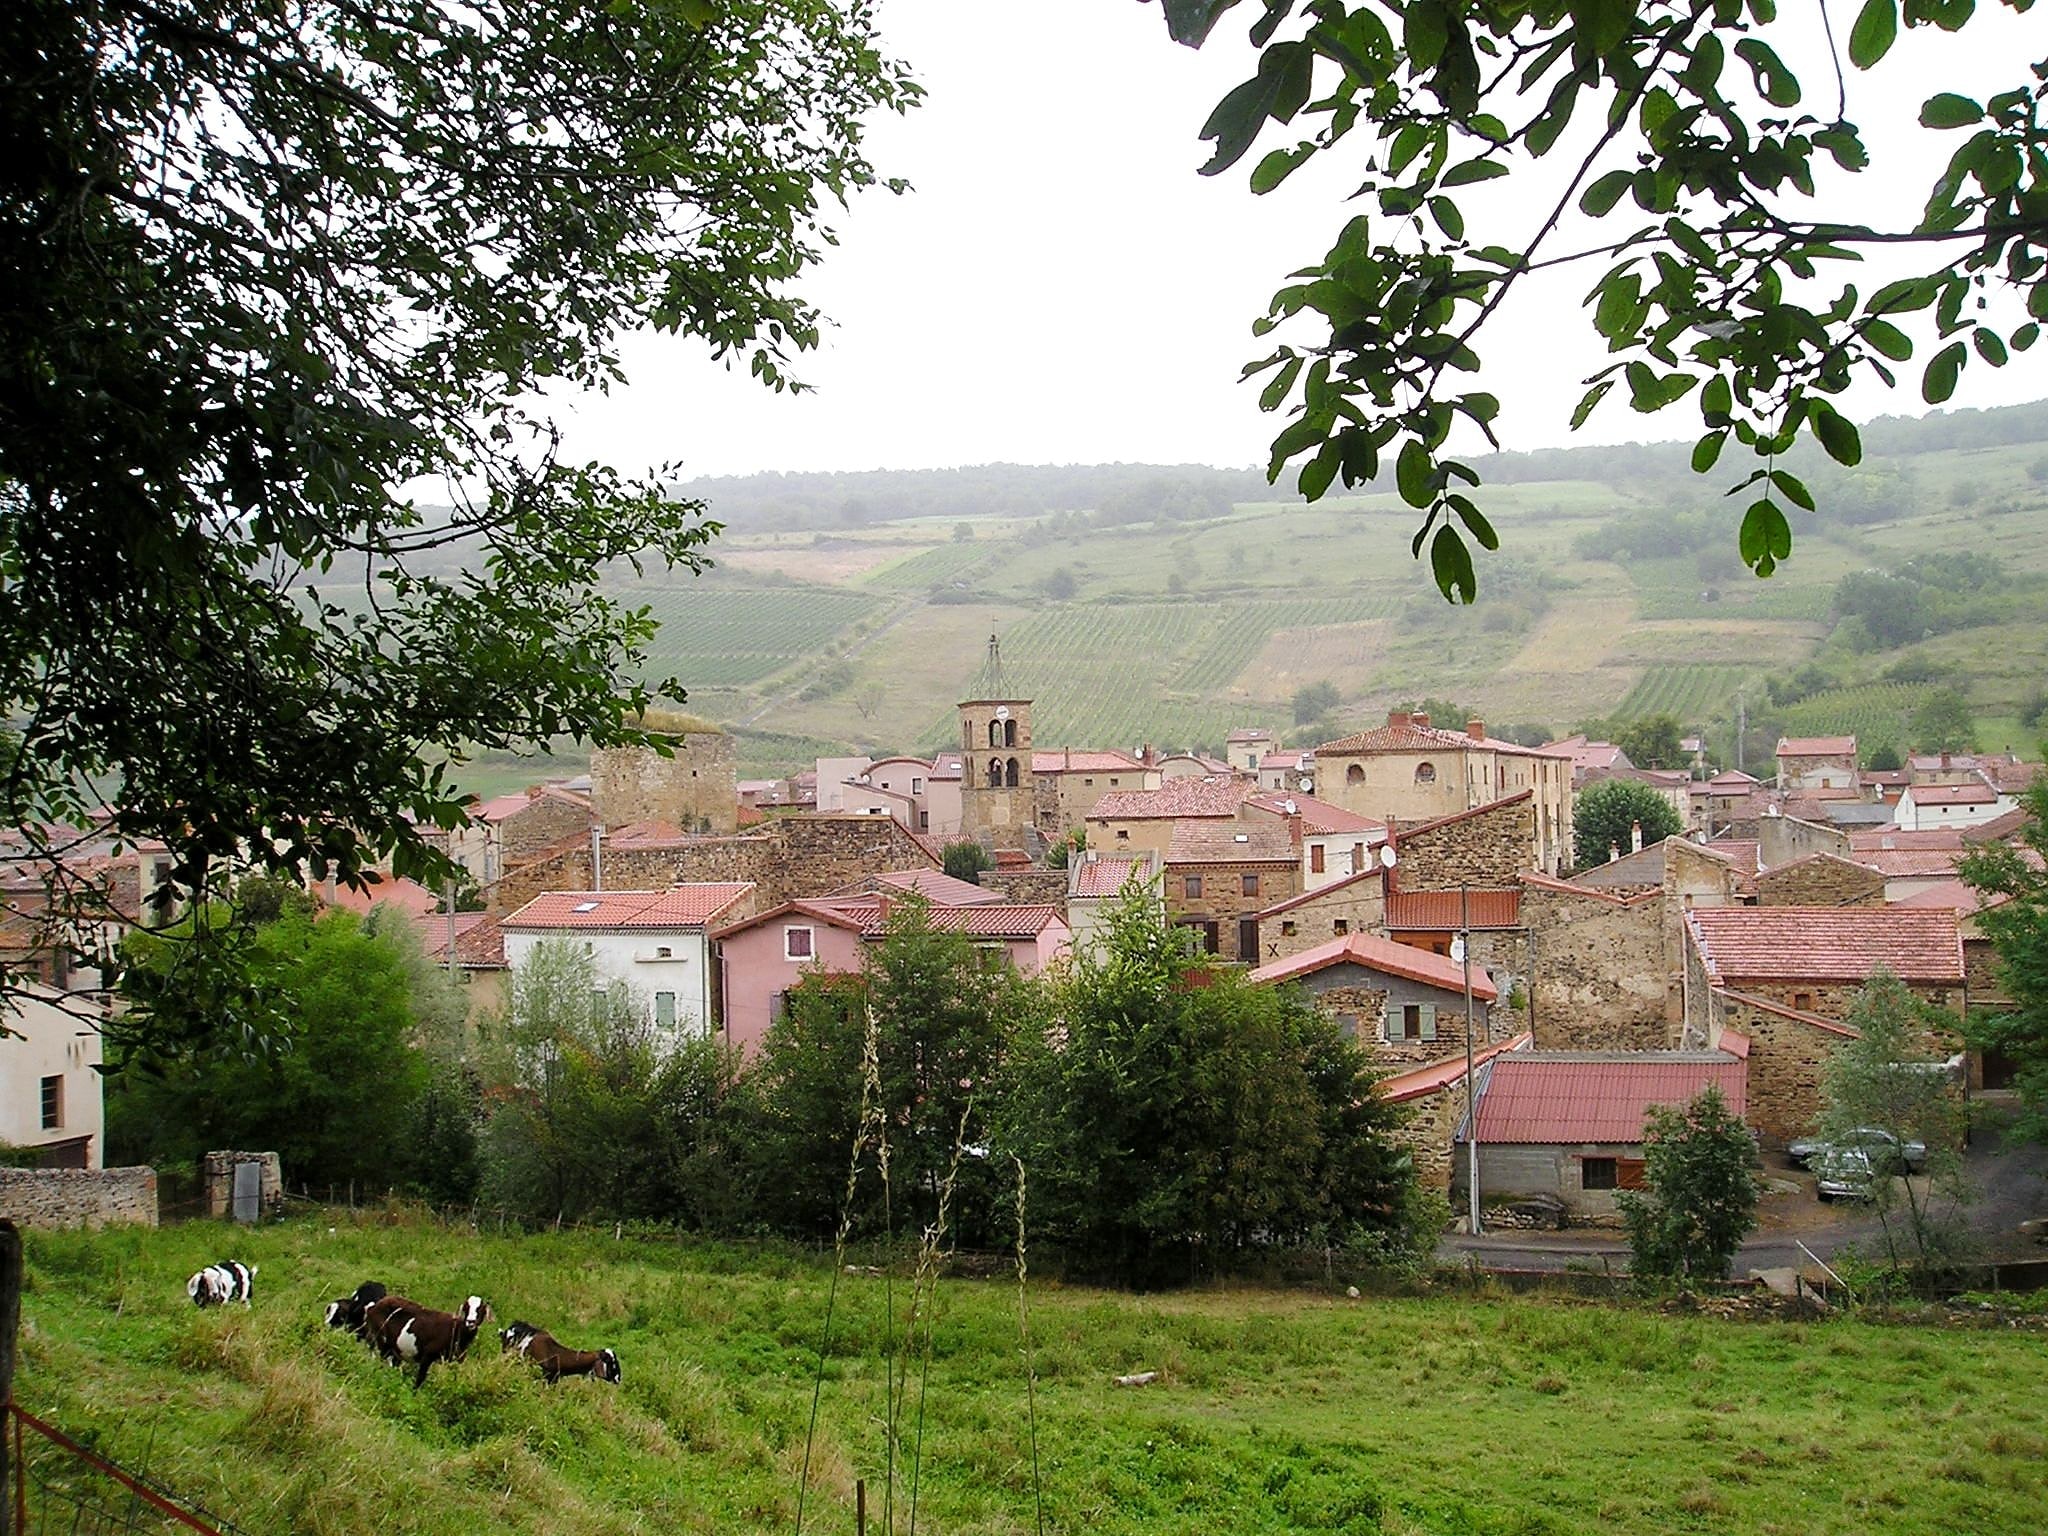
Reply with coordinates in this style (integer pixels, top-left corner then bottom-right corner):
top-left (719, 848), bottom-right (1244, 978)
top-left (323, 1280), bottom-right (388, 1337)
top-left (364, 1294), bottom-right (491, 1388)
top-left (499, 1320), bottom-right (621, 1384)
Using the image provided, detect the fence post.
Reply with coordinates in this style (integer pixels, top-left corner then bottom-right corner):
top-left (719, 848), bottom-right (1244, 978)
top-left (2, 1218), bottom-right (21, 1536)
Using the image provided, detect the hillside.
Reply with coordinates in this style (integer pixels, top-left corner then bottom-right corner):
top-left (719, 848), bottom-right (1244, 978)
top-left (456, 401), bottom-right (2048, 788)
top-left (15, 1216), bottom-right (2048, 1535)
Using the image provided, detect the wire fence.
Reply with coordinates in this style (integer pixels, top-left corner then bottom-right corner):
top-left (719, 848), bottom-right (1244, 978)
top-left (6, 1402), bottom-right (247, 1536)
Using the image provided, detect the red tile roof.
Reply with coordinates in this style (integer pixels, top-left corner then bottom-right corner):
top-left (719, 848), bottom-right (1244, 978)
top-left (1071, 857), bottom-right (1155, 899)
top-left (414, 910), bottom-right (507, 969)
top-left (1686, 906), bottom-right (1964, 984)
top-left (1702, 838), bottom-right (1760, 871)
top-left (1166, 821), bottom-right (1297, 865)
top-left (1385, 888), bottom-right (1521, 930)
top-left (1907, 781), bottom-right (1999, 807)
top-left (503, 884), bottom-right (754, 931)
top-left (1031, 749), bottom-right (1149, 775)
top-left (1542, 735), bottom-right (1628, 773)
top-left (1250, 932), bottom-right (1498, 1000)
top-left (1226, 727), bottom-right (1274, 743)
top-left (605, 819), bottom-right (692, 848)
top-left (1320, 721), bottom-right (1567, 759)
top-left (1379, 1034), bottom-right (1532, 1104)
top-left (1890, 880), bottom-right (2006, 916)
top-left (1244, 792), bottom-right (1386, 835)
top-left (1777, 736), bottom-right (1857, 758)
top-left (814, 900), bottom-right (1066, 940)
top-left (1089, 777), bottom-right (1252, 821)
top-left (1850, 827), bottom-right (1969, 851)
top-left (1473, 1055), bottom-right (1747, 1144)
top-left (1704, 769), bottom-right (1760, 790)
top-left (1258, 750), bottom-right (1310, 772)
top-left (1852, 848), bottom-right (1964, 878)
top-left (817, 869), bottom-right (1003, 907)
top-left (325, 872), bottom-right (442, 920)
top-left (1521, 871), bottom-right (1660, 907)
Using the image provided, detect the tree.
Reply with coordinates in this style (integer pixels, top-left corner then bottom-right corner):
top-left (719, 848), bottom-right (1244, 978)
top-left (1, 0), bottom-right (915, 1032)
top-left (1617, 1085), bottom-right (1759, 1283)
top-left (1909, 686), bottom-right (1979, 753)
top-left (1574, 778), bottom-right (1684, 868)
top-left (1158, 1), bottom-right (2048, 599)
top-left (1041, 566), bottom-right (1079, 600)
top-left (1293, 680), bottom-right (1341, 725)
top-left (1614, 713), bottom-right (1687, 771)
top-left (1961, 779), bottom-right (2048, 1143)
top-left (1865, 742), bottom-right (1905, 772)
top-left (1820, 970), bottom-right (1972, 1273)
top-left (942, 840), bottom-right (993, 885)
top-left (1046, 827), bottom-right (1088, 869)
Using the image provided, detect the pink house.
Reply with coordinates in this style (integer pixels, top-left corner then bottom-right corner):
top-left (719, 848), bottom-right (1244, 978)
top-left (712, 896), bottom-right (1070, 1060)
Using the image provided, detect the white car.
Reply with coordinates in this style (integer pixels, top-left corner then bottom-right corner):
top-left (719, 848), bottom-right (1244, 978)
top-left (1787, 1127), bottom-right (1927, 1175)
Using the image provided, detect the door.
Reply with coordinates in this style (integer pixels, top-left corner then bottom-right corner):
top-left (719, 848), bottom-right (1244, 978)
top-left (232, 1160), bottom-right (262, 1224)
top-left (1237, 917), bottom-right (1259, 962)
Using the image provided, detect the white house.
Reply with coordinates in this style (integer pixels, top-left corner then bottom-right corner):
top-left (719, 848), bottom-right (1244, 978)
top-left (500, 884), bottom-right (756, 1041)
top-left (1895, 777), bottom-right (2014, 832)
top-left (1, 984), bottom-right (106, 1168)
top-left (1242, 793), bottom-right (1388, 890)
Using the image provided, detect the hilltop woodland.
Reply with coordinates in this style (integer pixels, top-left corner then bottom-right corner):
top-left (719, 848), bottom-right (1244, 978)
top-left (105, 889), bottom-right (1430, 1285)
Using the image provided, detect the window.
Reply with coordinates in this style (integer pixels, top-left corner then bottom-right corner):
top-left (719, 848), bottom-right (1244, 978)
top-left (654, 992), bottom-right (677, 1030)
top-left (912, 777), bottom-right (924, 794)
top-left (919, 811), bottom-right (930, 830)
top-left (1083, 777), bottom-right (1094, 787)
top-left (1005, 757), bottom-right (1020, 787)
top-left (1281, 920), bottom-right (1298, 937)
top-left (1109, 777), bottom-right (1120, 786)
top-left (1311, 844), bottom-right (1326, 874)
top-left (784, 926), bottom-right (815, 960)
top-left (1116, 829), bottom-right (1129, 842)
top-left (1237, 917), bottom-right (1258, 958)
top-left (1347, 764), bottom-right (1365, 785)
top-left (988, 720), bottom-right (1001, 748)
top-left (1582, 1157), bottom-right (1618, 1190)
top-left (1004, 719), bottom-right (1018, 747)
top-left (1333, 919), bottom-right (1349, 936)
top-left (1184, 874), bottom-right (1203, 899)
top-left (987, 759), bottom-right (1003, 787)
top-left (41, 1075), bottom-right (62, 1130)
top-left (1414, 762), bottom-right (1436, 784)
top-left (1391, 1003), bottom-right (1437, 1042)
top-left (1793, 991), bottom-right (1814, 1012)
top-left (654, 945), bottom-right (673, 959)
top-left (1241, 873), bottom-right (1260, 896)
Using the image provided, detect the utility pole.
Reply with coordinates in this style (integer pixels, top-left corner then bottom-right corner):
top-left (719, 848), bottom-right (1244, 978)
top-left (1460, 881), bottom-right (1481, 1236)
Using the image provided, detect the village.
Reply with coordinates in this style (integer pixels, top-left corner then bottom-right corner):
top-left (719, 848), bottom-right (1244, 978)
top-left (8, 635), bottom-right (2031, 1239)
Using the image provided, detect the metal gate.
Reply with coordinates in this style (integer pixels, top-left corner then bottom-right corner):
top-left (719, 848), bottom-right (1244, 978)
top-left (230, 1162), bottom-right (260, 1224)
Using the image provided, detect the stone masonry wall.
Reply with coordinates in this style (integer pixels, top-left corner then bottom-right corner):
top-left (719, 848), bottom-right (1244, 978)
top-left (1966, 935), bottom-right (2012, 1006)
top-left (0, 1165), bottom-right (157, 1228)
top-left (1522, 885), bottom-right (1670, 1051)
top-left (592, 733), bottom-right (739, 835)
top-left (1728, 978), bottom-right (1961, 1026)
top-left (1756, 856), bottom-right (1885, 908)
top-left (1756, 813), bottom-right (1849, 869)
top-left (499, 794), bottom-right (594, 864)
top-left (1392, 1084), bottom-right (1465, 1192)
top-left (1712, 997), bottom-right (1847, 1147)
top-left (981, 869), bottom-right (1069, 908)
top-left (1255, 877), bottom-right (1387, 965)
top-left (1166, 860), bottom-right (1301, 962)
top-left (202, 1150), bottom-right (283, 1219)
top-left (1394, 796), bottom-right (1538, 891)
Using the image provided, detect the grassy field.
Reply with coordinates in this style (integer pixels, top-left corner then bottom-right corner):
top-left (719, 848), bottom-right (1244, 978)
top-left (14, 1215), bottom-right (2048, 1536)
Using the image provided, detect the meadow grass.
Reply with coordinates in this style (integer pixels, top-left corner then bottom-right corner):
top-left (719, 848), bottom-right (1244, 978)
top-left (13, 1213), bottom-right (2048, 1535)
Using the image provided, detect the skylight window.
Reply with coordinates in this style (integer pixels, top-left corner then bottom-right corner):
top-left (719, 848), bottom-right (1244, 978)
top-left (572, 901), bottom-right (600, 913)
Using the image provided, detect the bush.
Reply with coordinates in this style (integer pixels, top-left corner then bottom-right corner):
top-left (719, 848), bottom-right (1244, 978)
top-left (1617, 1086), bottom-right (1759, 1283)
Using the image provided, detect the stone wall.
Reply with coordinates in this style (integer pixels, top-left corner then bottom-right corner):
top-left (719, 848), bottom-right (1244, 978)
top-left (1394, 794), bottom-right (1538, 891)
top-left (203, 1150), bottom-right (283, 1219)
top-left (0, 1165), bottom-right (157, 1228)
top-left (1296, 975), bottom-right (1494, 1065)
top-left (1755, 855), bottom-right (1884, 908)
top-left (981, 868), bottom-right (1069, 908)
top-left (1710, 995), bottom-right (1851, 1147)
top-left (591, 731), bottom-right (739, 835)
top-left (1756, 812), bottom-right (1849, 869)
top-left (1165, 859), bottom-right (1301, 962)
top-left (1255, 875), bottom-right (1387, 964)
top-left (1725, 977), bottom-right (1961, 1026)
top-left (1390, 1082), bottom-right (1466, 1192)
top-left (1522, 882), bottom-right (1670, 1051)
top-left (498, 792), bottom-right (593, 865)
top-left (1966, 934), bottom-right (2012, 1006)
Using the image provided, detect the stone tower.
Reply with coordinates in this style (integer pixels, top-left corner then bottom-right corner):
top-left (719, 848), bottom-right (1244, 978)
top-left (590, 711), bottom-right (738, 834)
top-left (958, 635), bottom-right (1034, 850)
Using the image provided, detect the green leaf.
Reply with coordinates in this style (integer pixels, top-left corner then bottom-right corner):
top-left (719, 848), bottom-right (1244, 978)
top-left (2013, 322), bottom-right (2040, 352)
top-left (1975, 329), bottom-right (2009, 367)
top-left (1692, 429), bottom-right (1728, 473)
top-left (1258, 355), bottom-right (1303, 412)
top-left (1919, 93), bottom-right (1982, 128)
top-left (1922, 339), bottom-right (1966, 403)
top-left (1429, 525), bottom-right (1477, 603)
top-left (1733, 39), bottom-right (1801, 108)
top-left (1428, 196), bottom-right (1465, 241)
top-left (1848, 0), bottom-right (1897, 68)
top-left (1769, 467), bottom-right (1815, 511)
top-left (1701, 374), bottom-right (1733, 424)
top-left (1405, 0), bottom-right (1449, 72)
top-left (1740, 497), bottom-right (1792, 576)
top-left (1571, 378), bottom-right (1615, 428)
top-left (1811, 405), bottom-right (1863, 466)
top-left (1580, 169), bottom-right (1633, 217)
top-left (1250, 144), bottom-right (1314, 194)
top-left (1446, 493), bottom-right (1499, 550)
top-left (1862, 319), bottom-right (1913, 360)
top-left (1396, 438), bottom-right (1435, 509)
top-left (1299, 442), bottom-right (1342, 501)
top-left (1442, 158), bottom-right (1509, 186)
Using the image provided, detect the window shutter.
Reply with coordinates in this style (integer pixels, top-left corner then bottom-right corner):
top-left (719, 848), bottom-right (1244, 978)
top-left (1419, 1003), bottom-right (1437, 1042)
top-left (1617, 1158), bottom-right (1648, 1191)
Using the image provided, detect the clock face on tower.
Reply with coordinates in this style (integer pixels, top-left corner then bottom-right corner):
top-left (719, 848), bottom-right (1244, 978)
top-left (994, 706), bottom-right (1010, 722)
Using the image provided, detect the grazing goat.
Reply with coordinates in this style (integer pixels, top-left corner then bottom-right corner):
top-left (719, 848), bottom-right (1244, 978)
top-left (364, 1294), bottom-right (491, 1388)
top-left (323, 1280), bottom-right (389, 1337)
top-left (499, 1320), bottom-right (622, 1384)
top-left (187, 1260), bottom-right (257, 1308)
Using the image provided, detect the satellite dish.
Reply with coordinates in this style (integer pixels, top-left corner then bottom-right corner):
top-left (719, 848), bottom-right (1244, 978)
top-left (1450, 936), bottom-right (1467, 964)
top-left (1379, 844), bottom-right (1398, 870)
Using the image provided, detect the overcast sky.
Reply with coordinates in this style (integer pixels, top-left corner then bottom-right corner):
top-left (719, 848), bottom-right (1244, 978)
top-left (548, 0), bottom-right (2045, 482)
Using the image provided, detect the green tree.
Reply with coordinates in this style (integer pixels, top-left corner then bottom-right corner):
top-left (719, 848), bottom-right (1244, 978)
top-left (1042, 566), bottom-right (1079, 600)
top-left (1908, 686), bottom-right (1979, 753)
top-left (1961, 779), bottom-right (2048, 1143)
top-left (942, 840), bottom-right (993, 885)
top-left (1865, 742), bottom-right (1905, 772)
top-left (1820, 970), bottom-right (1972, 1274)
top-left (997, 887), bottom-right (1418, 1282)
top-left (1574, 779), bottom-right (1685, 869)
top-left (1046, 828), bottom-right (1088, 869)
top-left (1, 0), bottom-right (914, 1033)
top-left (1614, 713), bottom-right (1686, 771)
top-left (1159, 1), bottom-right (2048, 598)
top-left (1293, 680), bottom-right (1341, 725)
top-left (1617, 1086), bottom-right (1759, 1283)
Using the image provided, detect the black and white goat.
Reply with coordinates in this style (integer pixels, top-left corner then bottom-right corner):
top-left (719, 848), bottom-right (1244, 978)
top-left (323, 1280), bottom-right (389, 1337)
top-left (364, 1293), bottom-right (491, 1388)
top-left (187, 1260), bottom-right (257, 1308)
top-left (499, 1320), bottom-right (622, 1384)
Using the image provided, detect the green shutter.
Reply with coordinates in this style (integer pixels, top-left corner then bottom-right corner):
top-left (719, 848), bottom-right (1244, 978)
top-left (1419, 1003), bottom-right (1437, 1042)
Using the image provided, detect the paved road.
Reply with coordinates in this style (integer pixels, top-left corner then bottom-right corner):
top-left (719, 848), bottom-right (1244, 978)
top-left (1438, 1109), bottom-right (2048, 1275)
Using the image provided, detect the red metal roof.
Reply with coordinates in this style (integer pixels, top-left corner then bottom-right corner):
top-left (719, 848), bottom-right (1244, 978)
top-left (1250, 931), bottom-right (1497, 1000)
top-left (1473, 1055), bottom-right (1747, 1144)
top-left (1090, 778), bottom-right (1251, 820)
top-left (1385, 889), bottom-right (1521, 930)
top-left (1379, 1034), bottom-right (1532, 1104)
top-left (1686, 905), bottom-right (1964, 984)
top-left (503, 884), bottom-right (754, 931)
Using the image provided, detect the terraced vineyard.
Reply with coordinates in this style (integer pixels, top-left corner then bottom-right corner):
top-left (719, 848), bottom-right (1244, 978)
top-left (633, 585), bottom-right (883, 687)
top-left (1778, 683), bottom-right (1934, 753)
top-left (1612, 664), bottom-right (1759, 721)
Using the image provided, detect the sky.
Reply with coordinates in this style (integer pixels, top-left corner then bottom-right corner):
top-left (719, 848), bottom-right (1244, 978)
top-left (547, 0), bottom-right (2045, 482)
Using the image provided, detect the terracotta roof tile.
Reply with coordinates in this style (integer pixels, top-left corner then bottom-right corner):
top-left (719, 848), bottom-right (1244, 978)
top-left (1777, 736), bottom-right (1857, 757)
top-left (1320, 722), bottom-right (1567, 759)
top-left (1071, 857), bottom-right (1155, 899)
top-left (1853, 848), bottom-right (1964, 878)
top-left (1030, 748), bottom-right (1149, 775)
top-left (1907, 781), bottom-right (1999, 807)
top-left (1166, 821), bottom-right (1297, 865)
top-left (1385, 889), bottom-right (1521, 930)
top-left (1090, 777), bottom-right (1253, 821)
top-left (1250, 931), bottom-right (1497, 999)
top-left (1473, 1055), bottom-right (1747, 1143)
top-left (1243, 792), bottom-right (1386, 836)
top-left (503, 884), bottom-right (754, 931)
top-left (1850, 827), bottom-right (1969, 851)
top-left (817, 869), bottom-right (1002, 907)
top-left (1686, 905), bottom-right (1964, 984)
top-left (815, 901), bottom-right (1066, 940)
top-left (416, 910), bottom-right (507, 968)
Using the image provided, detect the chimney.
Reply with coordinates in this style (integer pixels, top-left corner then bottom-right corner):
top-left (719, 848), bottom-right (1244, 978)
top-left (590, 824), bottom-right (603, 891)
top-left (1467, 718), bottom-right (1486, 742)
top-left (526, 783), bottom-right (544, 799)
top-left (1630, 819), bottom-right (1643, 854)
top-left (1610, 842), bottom-right (1621, 864)
top-left (1412, 712), bottom-right (1430, 730)
top-left (1940, 751), bottom-right (1951, 770)
top-left (1388, 710), bottom-right (1412, 730)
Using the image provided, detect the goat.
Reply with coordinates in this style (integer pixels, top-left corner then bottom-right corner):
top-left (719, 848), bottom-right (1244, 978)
top-left (187, 1260), bottom-right (257, 1308)
top-left (365, 1294), bottom-right (491, 1388)
top-left (498, 1320), bottom-right (621, 1385)
top-left (323, 1280), bottom-right (388, 1337)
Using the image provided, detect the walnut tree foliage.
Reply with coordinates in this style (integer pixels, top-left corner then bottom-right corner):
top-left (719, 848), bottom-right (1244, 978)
top-left (1156, 0), bottom-right (2047, 599)
top-left (0, 0), bottom-right (915, 1037)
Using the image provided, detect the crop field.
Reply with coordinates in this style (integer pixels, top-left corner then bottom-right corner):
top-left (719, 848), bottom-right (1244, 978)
top-left (1613, 665), bottom-right (1761, 722)
top-left (863, 543), bottom-right (996, 591)
top-left (16, 1215), bottom-right (2048, 1536)
top-left (632, 586), bottom-right (884, 689)
top-left (1778, 683), bottom-right (1935, 751)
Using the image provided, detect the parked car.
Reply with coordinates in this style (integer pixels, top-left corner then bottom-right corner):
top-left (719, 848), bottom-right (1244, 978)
top-left (1813, 1146), bottom-right (1880, 1202)
top-left (1787, 1126), bottom-right (1927, 1173)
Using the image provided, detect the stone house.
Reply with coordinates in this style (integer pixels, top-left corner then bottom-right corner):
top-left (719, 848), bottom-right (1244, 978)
top-left (1517, 874), bottom-right (1667, 1052)
top-left (1249, 930), bottom-right (1500, 1064)
top-left (1156, 751), bottom-right (1236, 780)
top-left (1, 982), bottom-right (106, 1169)
top-left (1030, 749), bottom-right (1159, 841)
top-left (1697, 990), bottom-right (1859, 1147)
top-left (1241, 792), bottom-right (1387, 890)
top-left (1566, 838), bottom-right (1670, 891)
top-left (1691, 769), bottom-right (1766, 836)
top-left (1257, 749), bottom-right (1315, 795)
top-left (1774, 735), bottom-right (1859, 791)
top-left (1459, 1052), bottom-right (1748, 1221)
top-left (500, 883), bottom-right (755, 1042)
top-left (446, 783), bottom-right (593, 888)
top-left (1541, 735), bottom-right (1633, 786)
top-left (1315, 712), bottom-right (1575, 874)
top-left (1753, 852), bottom-right (1886, 908)
top-left (1085, 776), bottom-right (1252, 858)
top-left (1379, 1034), bottom-right (1532, 1192)
top-left (1382, 887), bottom-right (1530, 1021)
top-left (1756, 808), bottom-right (1851, 868)
top-left (1163, 821), bottom-right (1301, 962)
top-left (958, 696), bottom-right (1037, 849)
top-left (1249, 866), bottom-right (1389, 966)
top-left (1680, 905), bottom-right (1966, 1045)
top-left (1066, 851), bottom-right (1164, 956)
top-left (411, 910), bottom-right (509, 1019)
top-left (592, 722), bottom-right (739, 835)
top-left (712, 896), bottom-right (1069, 1060)
top-left (1390, 792), bottom-right (1542, 891)
top-left (1225, 727), bottom-right (1274, 775)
